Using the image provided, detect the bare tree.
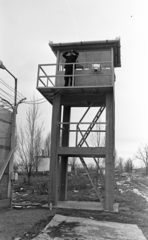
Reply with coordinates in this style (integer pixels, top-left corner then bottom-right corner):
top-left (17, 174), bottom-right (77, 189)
top-left (124, 158), bottom-right (133, 173)
top-left (17, 99), bottom-right (43, 183)
top-left (136, 144), bottom-right (148, 175)
top-left (88, 162), bottom-right (95, 170)
top-left (89, 123), bottom-right (105, 167)
top-left (69, 157), bottom-right (78, 174)
top-left (34, 128), bottom-right (43, 173)
top-left (89, 123), bottom-right (105, 147)
top-left (44, 132), bottom-right (51, 157)
top-left (114, 150), bottom-right (119, 169)
top-left (117, 157), bottom-right (124, 174)
top-left (88, 123), bottom-right (105, 184)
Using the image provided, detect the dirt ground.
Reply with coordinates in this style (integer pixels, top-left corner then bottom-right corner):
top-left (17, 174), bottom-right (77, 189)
top-left (0, 173), bottom-right (148, 240)
top-left (0, 208), bottom-right (55, 240)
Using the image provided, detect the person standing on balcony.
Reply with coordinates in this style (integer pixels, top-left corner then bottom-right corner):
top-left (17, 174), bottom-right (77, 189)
top-left (62, 50), bottom-right (79, 86)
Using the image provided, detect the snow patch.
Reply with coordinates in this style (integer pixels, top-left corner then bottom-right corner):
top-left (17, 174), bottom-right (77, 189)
top-left (132, 188), bottom-right (148, 202)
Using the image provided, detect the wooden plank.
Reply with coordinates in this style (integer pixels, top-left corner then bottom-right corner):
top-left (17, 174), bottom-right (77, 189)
top-left (57, 147), bottom-right (106, 158)
top-left (48, 94), bottom-right (61, 206)
top-left (105, 92), bottom-right (115, 211)
top-left (59, 106), bottom-right (71, 201)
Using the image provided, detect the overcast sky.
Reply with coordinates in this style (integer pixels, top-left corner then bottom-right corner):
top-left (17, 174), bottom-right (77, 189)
top-left (0, 0), bottom-right (148, 165)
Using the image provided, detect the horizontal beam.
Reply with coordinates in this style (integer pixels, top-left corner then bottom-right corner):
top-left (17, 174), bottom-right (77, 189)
top-left (57, 147), bottom-right (106, 158)
top-left (59, 122), bottom-right (106, 125)
top-left (69, 130), bottom-right (106, 133)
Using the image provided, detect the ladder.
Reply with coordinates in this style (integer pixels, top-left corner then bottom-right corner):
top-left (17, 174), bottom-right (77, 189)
top-left (77, 125), bottom-right (105, 180)
top-left (77, 104), bottom-right (105, 147)
top-left (77, 103), bottom-right (105, 180)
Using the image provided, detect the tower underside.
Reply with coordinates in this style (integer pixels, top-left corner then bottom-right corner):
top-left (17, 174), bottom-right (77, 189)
top-left (37, 86), bottom-right (112, 107)
top-left (38, 86), bottom-right (115, 211)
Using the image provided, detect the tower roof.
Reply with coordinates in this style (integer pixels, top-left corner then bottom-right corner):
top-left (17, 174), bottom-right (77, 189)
top-left (49, 38), bottom-right (121, 67)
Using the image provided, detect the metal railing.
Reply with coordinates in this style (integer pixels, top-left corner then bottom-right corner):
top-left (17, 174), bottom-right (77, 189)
top-left (37, 61), bottom-right (112, 88)
top-left (59, 121), bottom-right (106, 148)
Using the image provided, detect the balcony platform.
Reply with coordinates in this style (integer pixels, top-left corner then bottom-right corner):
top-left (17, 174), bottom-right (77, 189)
top-left (37, 85), bottom-right (113, 107)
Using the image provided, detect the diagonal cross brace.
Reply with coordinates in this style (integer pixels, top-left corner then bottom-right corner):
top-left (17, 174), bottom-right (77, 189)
top-left (78, 126), bottom-right (105, 181)
top-left (77, 104), bottom-right (105, 147)
top-left (79, 156), bottom-right (103, 206)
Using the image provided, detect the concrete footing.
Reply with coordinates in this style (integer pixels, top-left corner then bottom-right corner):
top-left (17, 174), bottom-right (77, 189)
top-left (54, 201), bottom-right (119, 212)
top-left (32, 214), bottom-right (147, 240)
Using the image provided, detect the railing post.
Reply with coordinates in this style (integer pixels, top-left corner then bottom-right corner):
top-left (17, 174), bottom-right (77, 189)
top-left (55, 51), bottom-right (60, 86)
top-left (75, 125), bottom-right (78, 147)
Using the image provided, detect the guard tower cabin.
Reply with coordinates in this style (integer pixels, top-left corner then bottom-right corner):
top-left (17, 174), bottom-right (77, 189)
top-left (37, 39), bottom-right (121, 211)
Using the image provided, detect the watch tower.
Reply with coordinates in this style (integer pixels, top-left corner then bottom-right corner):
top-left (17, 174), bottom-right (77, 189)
top-left (37, 38), bottom-right (121, 211)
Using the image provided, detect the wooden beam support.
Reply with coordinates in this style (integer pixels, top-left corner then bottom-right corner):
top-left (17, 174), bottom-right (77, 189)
top-left (48, 94), bottom-right (61, 206)
top-left (105, 92), bottom-right (115, 211)
top-left (59, 106), bottom-right (71, 201)
top-left (57, 147), bottom-right (106, 158)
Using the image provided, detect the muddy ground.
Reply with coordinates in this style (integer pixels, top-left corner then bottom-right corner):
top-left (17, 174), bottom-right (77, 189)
top-left (0, 172), bottom-right (148, 240)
